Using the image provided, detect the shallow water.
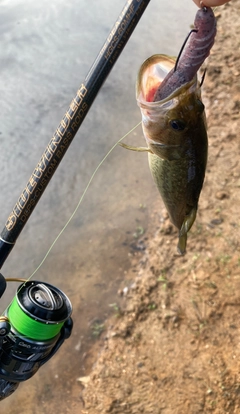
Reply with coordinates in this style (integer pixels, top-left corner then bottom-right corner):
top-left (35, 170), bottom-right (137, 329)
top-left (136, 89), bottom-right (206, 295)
top-left (0, 0), bottom-right (196, 412)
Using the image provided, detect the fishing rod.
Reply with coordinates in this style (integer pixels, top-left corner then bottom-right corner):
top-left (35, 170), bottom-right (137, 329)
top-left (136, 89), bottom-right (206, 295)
top-left (0, 0), bottom-right (151, 400)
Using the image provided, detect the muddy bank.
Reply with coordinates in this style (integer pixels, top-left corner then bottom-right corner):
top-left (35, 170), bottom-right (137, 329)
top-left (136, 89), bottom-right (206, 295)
top-left (82, 1), bottom-right (240, 413)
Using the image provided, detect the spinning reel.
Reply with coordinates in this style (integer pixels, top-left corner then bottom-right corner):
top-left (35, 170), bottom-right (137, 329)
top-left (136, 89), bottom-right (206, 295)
top-left (0, 275), bottom-right (72, 400)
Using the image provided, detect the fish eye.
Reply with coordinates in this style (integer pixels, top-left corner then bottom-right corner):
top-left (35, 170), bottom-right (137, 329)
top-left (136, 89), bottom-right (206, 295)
top-left (170, 119), bottom-right (186, 131)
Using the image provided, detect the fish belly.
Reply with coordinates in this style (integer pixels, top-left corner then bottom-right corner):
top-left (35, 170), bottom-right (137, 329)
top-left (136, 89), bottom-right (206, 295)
top-left (148, 152), bottom-right (196, 229)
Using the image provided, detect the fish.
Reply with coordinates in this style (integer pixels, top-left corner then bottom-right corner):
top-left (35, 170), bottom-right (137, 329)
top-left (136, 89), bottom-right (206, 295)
top-left (121, 6), bottom-right (216, 254)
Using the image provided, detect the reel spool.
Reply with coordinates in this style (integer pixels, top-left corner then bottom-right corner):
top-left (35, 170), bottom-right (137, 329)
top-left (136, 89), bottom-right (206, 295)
top-left (8, 281), bottom-right (71, 340)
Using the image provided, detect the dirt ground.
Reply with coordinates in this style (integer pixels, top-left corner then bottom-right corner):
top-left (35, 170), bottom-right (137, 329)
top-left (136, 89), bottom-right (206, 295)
top-left (80, 2), bottom-right (240, 413)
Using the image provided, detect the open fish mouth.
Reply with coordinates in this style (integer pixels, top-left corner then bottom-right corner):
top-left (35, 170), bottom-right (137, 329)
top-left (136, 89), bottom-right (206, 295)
top-left (137, 55), bottom-right (174, 103)
top-left (136, 54), bottom-right (198, 108)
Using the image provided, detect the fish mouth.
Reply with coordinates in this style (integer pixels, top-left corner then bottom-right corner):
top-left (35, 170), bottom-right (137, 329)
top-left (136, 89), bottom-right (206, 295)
top-left (136, 54), bottom-right (197, 108)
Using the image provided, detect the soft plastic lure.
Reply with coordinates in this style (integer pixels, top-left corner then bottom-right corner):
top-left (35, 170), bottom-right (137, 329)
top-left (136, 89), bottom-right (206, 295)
top-left (154, 6), bottom-right (217, 101)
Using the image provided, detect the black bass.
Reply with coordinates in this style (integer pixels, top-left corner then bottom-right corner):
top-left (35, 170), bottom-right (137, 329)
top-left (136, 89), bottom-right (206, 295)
top-left (121, 7), bottom-right (216, 254)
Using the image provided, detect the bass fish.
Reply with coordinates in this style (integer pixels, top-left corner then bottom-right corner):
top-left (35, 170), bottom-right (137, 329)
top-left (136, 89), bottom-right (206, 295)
top-left (121, 6), bottom-right (216, 254)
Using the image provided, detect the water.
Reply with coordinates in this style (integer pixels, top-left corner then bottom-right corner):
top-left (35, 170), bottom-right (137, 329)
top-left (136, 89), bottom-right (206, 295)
top-left (0, 0), bottom-right (196, 412)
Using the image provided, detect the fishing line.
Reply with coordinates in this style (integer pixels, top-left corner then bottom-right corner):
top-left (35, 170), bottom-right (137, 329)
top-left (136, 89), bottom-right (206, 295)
top-left (6, 121), bottom-right (142, 285)
top-left (3, 5), bottom-right (218, 288)
top-left (0, 7), bottom-right (218, 346)
top-left (0, 121), bottom-right (142, 335)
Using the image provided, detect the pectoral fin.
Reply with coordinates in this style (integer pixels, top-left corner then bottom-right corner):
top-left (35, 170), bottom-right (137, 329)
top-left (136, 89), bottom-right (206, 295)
top-left (177, 208), bottom-right (197, 255)
top-left (119, 142), bottom-right (153, 153)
